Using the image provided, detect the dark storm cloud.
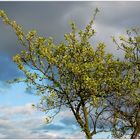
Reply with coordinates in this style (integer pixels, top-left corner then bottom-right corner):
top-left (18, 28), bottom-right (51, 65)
top-left (95, 2), bottom-right (140, 28)
top-left (0, 1), bottom-right (91, 50)
top-left (0, 1), bottom-right (140, 82)
top-left (0, 2), bottom-right (93, 82)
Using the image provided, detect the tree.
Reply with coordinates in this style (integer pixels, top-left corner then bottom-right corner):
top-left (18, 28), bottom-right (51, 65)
top-left (0, 9), bottom-right (118, 138)
top-left (108, 29), bottom-right (140, 139)
top-left (1, 9), bottom-right (139, 139)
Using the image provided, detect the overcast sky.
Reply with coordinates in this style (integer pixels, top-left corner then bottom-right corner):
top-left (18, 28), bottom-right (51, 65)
top-left (0, 1), bottom-right (140, 139)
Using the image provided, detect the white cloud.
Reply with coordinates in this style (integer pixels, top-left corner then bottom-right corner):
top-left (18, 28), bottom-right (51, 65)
top-left (0, 103), bottom-right (44, 138)
top-left (0, 133), bottom-right (6, 138)
top-left (0, 102), bottom-right (111, 139)
top-left (0, 104), bottom-right (84, 138)
top-left (0, 103), bottom-right (36, 116)
top-left (58, 109), bottom-right (73, 118)
top-left (45, 131), bottom-right (84, 139)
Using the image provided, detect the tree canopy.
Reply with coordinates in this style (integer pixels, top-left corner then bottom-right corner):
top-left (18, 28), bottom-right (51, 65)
top-left (110, 29), bottom-right (140, 139)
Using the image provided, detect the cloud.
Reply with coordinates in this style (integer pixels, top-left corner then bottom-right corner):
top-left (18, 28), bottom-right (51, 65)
top-left (0, 104), bottom-right (84, 138)
top-left (0, 103), bottom-right (35, 116)
top-left (0, 1), bottom-right (140, 82)
top-left (0, 118), bottom-right (42, 138)
top-left (0, 103), bottom-right (111, 139)
top-left (36, 109), bottom-right (82, 136)
top-left (0, 133), bottom-right (6, 138)
top-left (0, 103), bottom-right (46, 138)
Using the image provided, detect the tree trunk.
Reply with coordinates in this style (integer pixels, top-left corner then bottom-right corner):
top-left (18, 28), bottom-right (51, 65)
top-left (85, 131), bottom-right (92, 139)
top-left (131, 128), bottom-right (140, 139)
top-left (131, 104), bottom-right (140, 139)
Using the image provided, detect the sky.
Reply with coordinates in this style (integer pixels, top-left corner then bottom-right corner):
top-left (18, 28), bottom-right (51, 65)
top-left (0, 1), bottom-right (140, 139)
